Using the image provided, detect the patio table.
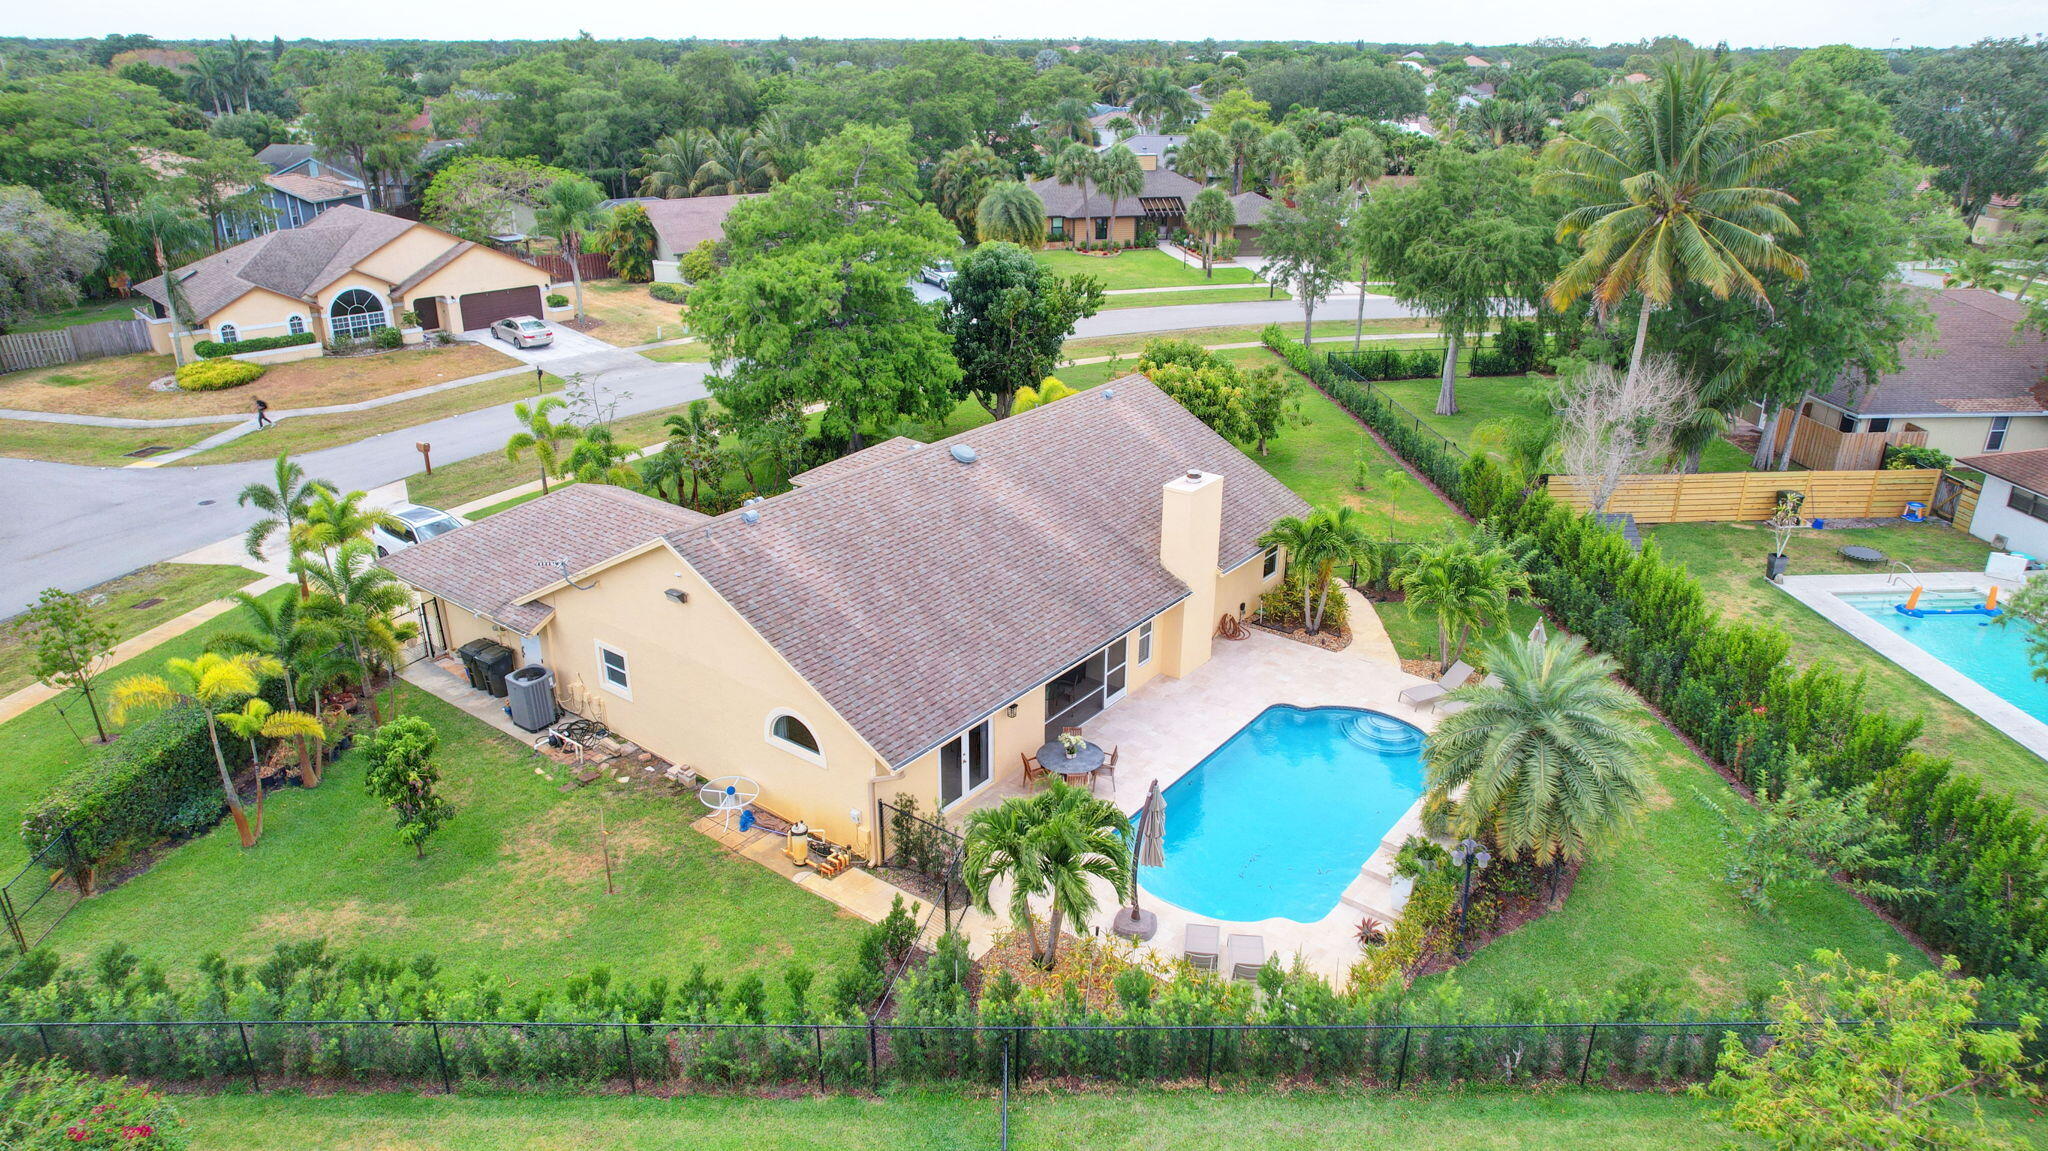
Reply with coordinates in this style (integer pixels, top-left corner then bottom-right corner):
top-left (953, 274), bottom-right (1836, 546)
top-left (1037, 740), bottom-right (1105, 786)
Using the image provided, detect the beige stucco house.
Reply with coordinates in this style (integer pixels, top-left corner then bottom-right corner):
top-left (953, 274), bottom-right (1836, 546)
top-left (381, 376), bottom-right (1307, 858)
top-left (134, 205), bottom-right (557, 362)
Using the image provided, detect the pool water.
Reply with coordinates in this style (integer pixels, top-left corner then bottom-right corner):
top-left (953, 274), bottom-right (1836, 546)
top-left (1842, 591), bottom-right (2048, 724)
top-left (1140, 705), bottom-right (1426, 924)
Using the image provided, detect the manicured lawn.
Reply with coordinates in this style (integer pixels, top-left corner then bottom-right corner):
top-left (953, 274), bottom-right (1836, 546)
top-left (0, 344), bottom-right (518, 420)
top-left (0, 562), bottom-right (262, 694)
top-left (174, 373), bottom-right (568, 466)
top-left (1035, 248), bottom-right (1258, 290)
top-left (1646, 520), bottom-right (2047, 810)
top-left (1373, 375), bottom-right (1756, 474)
top-left (577, 280), bottom-right (690, 347)
top-left (640, 340), bottom-right (711, 363)
top-left (8, 296), bottom-right (142, 333)
top-left (44, 688), bottom-right (865, 987)
top-left (467, 486), bottom-right (563, 518)
top-left (407, 404), bottom-right (685, 509)
top-left (1061, 318), bottom-right (1440, 363)
top-left (0, 416), bottom-right (217, 467)
top-left (1099, 285), bottom-right (1289, 309)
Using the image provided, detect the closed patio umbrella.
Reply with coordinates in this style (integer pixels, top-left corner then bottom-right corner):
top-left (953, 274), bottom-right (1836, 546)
top-left (1112, 779), bottom-right (1166, 941)
top-left (1528, 618), bottom-right (1548, 646)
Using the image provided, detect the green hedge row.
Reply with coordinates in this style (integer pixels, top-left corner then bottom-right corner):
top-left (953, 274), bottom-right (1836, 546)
top-left (1263, 325), bottom-right (2048, 1027)
top-left (193, 332), bottom-right (316, 359)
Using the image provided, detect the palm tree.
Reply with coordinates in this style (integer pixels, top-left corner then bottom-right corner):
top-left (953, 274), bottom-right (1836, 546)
top-left (748, 114), bottom-right (806, 184)
top-left (1053, 143), bottom-right (1099, 230)
top-left (186, 51), bottom-right (232, 116)
top-left (1172, 127), bottom-right (1229, 186)
top-left (593, 202), bottom-right (658, 283)
top-left (1184, 186), bottom-right (1235, 279)
top-left (1254, 129), bottom-right (1302, 194)
top-left (1095, 60), bottom-right (1141, 106)
top-left (209, 590), bottom-right (338, 714)
top-left (112, 197), bottom-right (213, 366)
top-left (1224, 119), bottom-right (1265, 194)
top-left (694, 127), bottom-right (772, 196)
top-left (112, 652), bottom-right (282, 848)
top-left (1130, 69), bottom-right (1197, 131)
top-left (1257, 506), bottom-right (1378, 635)
top-left (1038, 97), bottom-right (1096, 149)
top-left (931, 143), bottom-right (1005, 242)
top-left (534, 176), bottom-right (610, 320)
top-left (962, 781), bottom-right (1131, 968)
top-left (636, 131), bottom-right (711, 198)
top-left (1424, 632), bottom-right (1651, 872)
top-left (300, 541), bottom-right (418, 728)
top-left (506, 396), bottom-right (573, 493)
top-left (661, 400), bottom-right (725, 508)
top-left (291, 487), bottom-right (402, 568)
top-left (1395, 533), bottom-right (1532, 667)
top-left (1093, 146), bottom-right (1144, 242)
top-left (1312, 128), bottom-right (1386, 194)
top-left (563, 425), bottom-right (638, 486)
top-left (238, 455), bottom-right (333, 599)
top-left (976, 183), bottom-right (1049, 249)
top-left (1534, 55), bottom-right (1817, 388)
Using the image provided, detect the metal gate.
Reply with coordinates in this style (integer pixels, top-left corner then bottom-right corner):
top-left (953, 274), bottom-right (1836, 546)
top-left (1930, 472), bottom-right (1980, 524)
top-left (1, 829), bottom-right (82, 955)
top-left (398, 597), bottom-right (445, 669)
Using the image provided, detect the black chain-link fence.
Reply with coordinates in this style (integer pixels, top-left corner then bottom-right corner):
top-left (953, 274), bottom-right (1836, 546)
top-left (1, 828), bottom-right (80, 957)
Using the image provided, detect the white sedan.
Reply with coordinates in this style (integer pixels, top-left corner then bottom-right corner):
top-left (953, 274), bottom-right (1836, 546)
top-left (490, 316), bottom-right (554, 349)
top-left (372, 505), bottom-right (467, 558)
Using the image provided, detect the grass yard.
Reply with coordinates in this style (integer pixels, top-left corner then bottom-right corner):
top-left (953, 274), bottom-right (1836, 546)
top-left (174, 373), bottom-right (568, 466)
top-left (1646, 520), bottom-right (2048, 811)
top-left (1061, 318), bottom-right (1441, 364)
top-left (467, 486), bottom-right (564, 518)
top-left (0, 344), bottom-right (519, 420)
top-left (640, 340), bottom-right (711, 363)
top-left (0, 562), bottom-right (261, 695)
top-left (8, 296), bottom-right (141, 333)
top-left (44, 687), bottom-right (865, 988)
top-left (0, 416), bottom-right (218, 467)
top-left (1035, 248), bottom-right (1259, 290)
top-left (576, 280), bottom-right (691, 347)
top-left (1373, 375), bottom-right (1756, 474)
top-left (1099, 285), bottom-right (1289, 309)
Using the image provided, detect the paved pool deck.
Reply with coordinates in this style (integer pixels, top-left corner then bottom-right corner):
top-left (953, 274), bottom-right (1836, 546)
top-left (1775, 569), bottom-right (2048, 760)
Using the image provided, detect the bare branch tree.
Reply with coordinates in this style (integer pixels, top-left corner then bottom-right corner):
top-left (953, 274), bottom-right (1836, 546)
top-left (1555, 356), bottom-right (1700, 515)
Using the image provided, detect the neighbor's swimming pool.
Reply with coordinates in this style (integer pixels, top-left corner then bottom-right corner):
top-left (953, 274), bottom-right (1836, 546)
top-left (1842, 590), bottom-right (2048, 724)
top-left (1140, 705), bottom-right (1426, 924)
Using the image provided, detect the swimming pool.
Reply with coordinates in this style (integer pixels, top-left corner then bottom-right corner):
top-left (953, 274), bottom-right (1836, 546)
top-left (1140, 705), bottom-right (1427, 924)
top-left (1841, 590), bottom-right (2048, 724)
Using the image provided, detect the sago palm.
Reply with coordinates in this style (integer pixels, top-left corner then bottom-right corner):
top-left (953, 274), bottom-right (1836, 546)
top-left (506, 396), bottom-right (573, 493)
top-left (112, 652), bottom-right (281, 848)
top-left (1424, 632), bottom-right (1651, 868)
top-left (237, 454), bottom-right (334, 599)
top-left (1395, 533), bottom-right (1532, 666)
top-left (1534, 55), bottom-right (1817, 384)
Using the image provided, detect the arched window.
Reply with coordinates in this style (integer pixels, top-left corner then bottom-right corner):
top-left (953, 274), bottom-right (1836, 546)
top-left (287, 315), bottom-right (306, 336)
top-left (766, 712), bottom-right (824, 764)
top-left (216, 323), bottom-right (238, 344)
top-left (328, 289), bottom-right (389, 339)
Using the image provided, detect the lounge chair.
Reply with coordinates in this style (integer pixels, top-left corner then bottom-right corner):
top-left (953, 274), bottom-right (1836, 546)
top-left (1020, 753), bottom-right (1049, 788)
top-left (1438, 673), bottom-right (1503, 716)
top-left (1227, 933), bottom-right (1266, 981)
top-left (1398, 660), bottom-right (1474, 709)
top-left (1184, 923), bottom-right (1220, 970)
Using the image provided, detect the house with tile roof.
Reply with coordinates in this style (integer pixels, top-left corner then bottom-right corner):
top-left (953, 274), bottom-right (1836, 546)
top-left (1023, 167), bottom-right (1275, 252)
top-left (379, 375), bottom-right (1307, 857)
top-left (601, 193), bottom-right (767, 282)
top-left (134, 205), bottom-right (555, 361)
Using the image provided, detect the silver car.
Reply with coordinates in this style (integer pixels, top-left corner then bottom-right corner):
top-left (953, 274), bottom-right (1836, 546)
top-left (491, 316), bottom-right (554, 348)
top-left (372, 504), bottom-right (467, 558)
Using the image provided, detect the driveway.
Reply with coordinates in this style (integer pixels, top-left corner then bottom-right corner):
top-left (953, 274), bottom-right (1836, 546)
top-left (462, 325), bottom-right (625, 370)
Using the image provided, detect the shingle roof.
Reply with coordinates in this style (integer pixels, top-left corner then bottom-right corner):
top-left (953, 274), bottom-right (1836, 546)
top-left (1962, 447), bottom-right (2048, 495)
top-left (1025, 167), bottom-right (1209, 218)
top-left (664, 375), bottom-right (1309, 766)
top-left (264, 173), bottom-right (363, 204)
top-left (255, 143), bottom-right (363, 182)
top-left (636, 193), bottom-right (765, 255)
top-left (1819, 289), bottom-right (2048, 417)
top-left (378, 486), bottom-right (707, 634)
top-left (787, 436), bottom-right (926, 487)
top-left (1106, 134), bottom-right (1187, 157)
top-left (134, 205), bottom-right (414, 320)
top-left (1229, 191), bottom-right (1273, 226)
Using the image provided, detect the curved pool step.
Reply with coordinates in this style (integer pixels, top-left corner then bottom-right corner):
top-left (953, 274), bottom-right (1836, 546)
top-left (1341, 713), bottom-right (1425, 756)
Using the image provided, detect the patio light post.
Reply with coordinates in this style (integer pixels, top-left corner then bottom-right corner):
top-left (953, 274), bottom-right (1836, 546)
top-left (1450, 837), bottom-right (1491, 957)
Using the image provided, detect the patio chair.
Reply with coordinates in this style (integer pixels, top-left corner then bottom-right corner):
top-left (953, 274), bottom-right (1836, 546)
top-left (1184, 923), bottom-right (1221, 970)
top-left (1227, 933), bottom-right (1266, 981)
top-left (1397, 660), bottom-right (1475, 709)
top-left (1438, 673), bottom-right (1504, 716)
top-left (1094, 745), bottom-right (1119, 787)
top-left (1020, 753), bottom-right (1049, 788)
top-left (1060, 726), bottom-right (1084, 737)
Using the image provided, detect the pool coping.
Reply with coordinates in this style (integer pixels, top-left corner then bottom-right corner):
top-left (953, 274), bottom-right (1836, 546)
top-left (1773, 570), bottom-right (2048, 761)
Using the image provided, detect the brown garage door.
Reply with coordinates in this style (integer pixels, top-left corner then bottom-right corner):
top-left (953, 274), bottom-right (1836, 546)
top-left (459, 286), bottom-right (543, 332)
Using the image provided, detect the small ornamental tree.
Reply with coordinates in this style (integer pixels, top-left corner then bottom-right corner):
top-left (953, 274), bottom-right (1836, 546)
top-left (17, 587), bottom-right (118, 742)
top-left (363, 716), bottom-right (454, 858)
top-left (1701, 951), bottom-right (2037, 1150)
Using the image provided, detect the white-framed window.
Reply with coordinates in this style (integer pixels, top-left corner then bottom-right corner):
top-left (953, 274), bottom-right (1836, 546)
top-left (216, 323), bottom-right (238, 344)
top-left (594, 641), bottom-right (631, 699)
top-left (1262, 545), bottom-right (1280, 579)
top-left (287, 315), bottom-right (306, 336)
top-left (766, 711), bottom-right (825, 766)
top-left (1987, 417), bottom-right (2011, 452)
top-left (329, 288), bottom-right (390, 338)
top-left (1137, 620), bottom-right (1154, 665)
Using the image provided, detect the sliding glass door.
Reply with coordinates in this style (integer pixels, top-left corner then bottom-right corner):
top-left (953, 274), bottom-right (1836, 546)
top-left (940, 721), bottom-right (991, 808)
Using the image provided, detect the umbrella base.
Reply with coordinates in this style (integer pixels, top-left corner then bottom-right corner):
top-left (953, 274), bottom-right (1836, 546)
top-left (1111, 908), bottom-right (1157, 941)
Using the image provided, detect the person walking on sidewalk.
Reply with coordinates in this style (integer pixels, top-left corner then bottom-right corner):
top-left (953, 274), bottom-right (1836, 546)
top-left (253, 397), bottom-right (270, 429)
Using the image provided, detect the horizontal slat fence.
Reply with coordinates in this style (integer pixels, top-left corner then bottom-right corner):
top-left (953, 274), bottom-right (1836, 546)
top-left (1544, 469), bottom-right (1943, 525)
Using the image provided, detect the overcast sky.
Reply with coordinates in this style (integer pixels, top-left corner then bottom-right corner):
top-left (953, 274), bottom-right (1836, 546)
top-left (15, 0), bottom-right (2042, 49)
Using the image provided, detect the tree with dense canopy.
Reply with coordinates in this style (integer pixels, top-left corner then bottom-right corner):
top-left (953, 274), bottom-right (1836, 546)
top-left (422, 156), bottom-right (580, 242)
top-left (593, 202), bottom-right (658, 283)
top-left (300, 55), bottom-right (417, 208)
top-left (1893, 37), bottom-right (2048, 229)
top-left (0, 186), bottom-right (108, 330)
top-left (1260, 178), bottom-right (1353, 344)
top-left (941, 242), bottom-right (1103, 420)
top-left (108, 195), bottom-right (214, 365)
top-left (930, 143), bottom-right (1007, 242)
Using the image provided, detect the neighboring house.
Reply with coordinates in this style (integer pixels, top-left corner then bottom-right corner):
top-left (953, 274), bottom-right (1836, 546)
top-left (256, 140), bottom-right (465, 210)
top-left (1104, 134), bottom-right (1187, 171)
top-left (1959, 448), bottom-right (2048, 554)
top-left (133, 204), bottom-right (555, 360)
top-left (1024, 167), bottom-right (1274, 249)
top-left (1754, 289), bottom-right (2048, 467)
top-left (1463, 55), bottom-right (1491, 68)
top-left (605, 194), bottom-right (766, 283)
top-left (217, 173), bottom-right (372, 245)
top-left (379, 376), bottom-right (1306, 857)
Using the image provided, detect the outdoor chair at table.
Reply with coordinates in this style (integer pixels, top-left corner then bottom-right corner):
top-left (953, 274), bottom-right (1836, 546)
top-left (1020, 753), bottom-right (1049, 788)
top-left (1094, 745), bottom-right (1119, 788)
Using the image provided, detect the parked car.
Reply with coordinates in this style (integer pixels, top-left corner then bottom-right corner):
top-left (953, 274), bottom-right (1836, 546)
top-left (921, 260), bottom-right (956, 290)
top-left (491, 316), bottom-right (554, 348)
top-left (372, 504), bottom-right (468, 558)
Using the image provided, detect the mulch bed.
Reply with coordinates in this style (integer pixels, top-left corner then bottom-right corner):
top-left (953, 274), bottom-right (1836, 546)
top-left (1249, 620), bottom-right (1351, 652)
top-left (1408, 861), bottom-right (1581, 980)
top-left (561, 316), bottom-right (607, 334)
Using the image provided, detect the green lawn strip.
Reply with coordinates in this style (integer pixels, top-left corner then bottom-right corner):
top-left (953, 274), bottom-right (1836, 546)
top-left (0, 418), bottom-right (217, 467)
top-left (639, 341), bottom-right (711, 362)
top-left (0, 563), bottom-right (262, 695)
top-left (47, 687), bottom-right (865, 988)
top-left (1035, 248), bottom-right (1258, 289)
top-left (9, 298), bottom-right (140, 333)
top-left (1645, 520), bottom-right (2046, 810)
top-left (1061, 318), bottom-right (1441, 363)
top-left (1099, 286), bottom-right (1290, 309)
top-left (0, 585), bottom-right (293, 868)
top-left (1371, 375), bottom-right (1756, 473)
top-left (467, 487), bottom-right (562, 518)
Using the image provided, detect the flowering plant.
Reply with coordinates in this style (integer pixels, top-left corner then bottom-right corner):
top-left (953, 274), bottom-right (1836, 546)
top-left (1059, 732), bottom-right (1085, 756)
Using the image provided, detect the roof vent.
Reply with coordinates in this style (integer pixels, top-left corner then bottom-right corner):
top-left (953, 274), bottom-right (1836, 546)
top-left (740, 509), bottom-right (760, 525)
top-left (1104, 388), bottom-right (1115, 399)
top-left (950, 444), bottom-right (978, 465)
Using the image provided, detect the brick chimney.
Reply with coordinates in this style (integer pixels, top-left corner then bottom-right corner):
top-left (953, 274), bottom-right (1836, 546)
top-left (1158, 470), bottom-right (1223, 674)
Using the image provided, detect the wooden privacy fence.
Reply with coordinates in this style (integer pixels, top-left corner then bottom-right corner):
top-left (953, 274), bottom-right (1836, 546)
top-left (1545, 469), bottom-right (1944, 525)
top-left (529, 251), bottom-right (614, 283)
top-left (1781, 413), bottom-right (1928, 471)
top-left (0, 317), bottom-right (152, 373)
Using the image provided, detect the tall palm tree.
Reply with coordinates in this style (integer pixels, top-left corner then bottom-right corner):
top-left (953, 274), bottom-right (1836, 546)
top-left (1534, 55), bottom-right (1817, 387)
top-left (1257, 506), bottom-right (1378, 635)
top-left (748, 113), bottom-right (806, 184)
top-left (661, 400), bottom-right (726, 508)
top-left (636, 131), bottom-right (712, 198)
top-left (1094, 60), bottom-right (1141, 106)
top-left (1424, 632), bottom-right (1651, 870)
top-left (976, 183), bottom-right (1049, 249)
top-left (534, 176), bottom-right (610, 320)
top-left (185, 51), bottom-right (232, 116)
top-left (694, 127), bottom-right (772, 196)
top-left (1172, 127), bottom-right (1229, 185)
top-left (1093, 146), bottom-right (1144, 243)
top-left (112, 652), bottom-right (282, 848)
top-left (1225, 119), bottom-right (1265, 194)
top-left (506, 396), bottom-right (573, 493)
top-left (1183, 186), bottom-right (1235, 279)
top-left (1053, 143), bottom-right (1099, 231)
top-left (300, 541), bottom-right (418, 728)
top-left (238, 455), bottom-right (334, 599)
top-left (1038, 97), bottom-right (1096, 149)
top-left (962, 781), bottom-right (1131, 969)
top-left (1254, 129), bottom-right (1302, 194)
top-left (112, 197), bottom-right (214, 366)
top-left (1395, 533), bottom-right (1532, 667)
top-left (1312, 127), bottom-right (1387, 195)
top-left (931, 143), bottom-right (1006, 242)
top-left (208, 590), bottom-right (338, 714)
top-left (1130, 69), bottom-right (1197, 131)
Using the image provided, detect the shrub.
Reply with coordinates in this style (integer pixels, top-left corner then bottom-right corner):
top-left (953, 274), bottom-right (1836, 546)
top-left (1257, 574), bottom-right (1349, 631)
top-left (372, 327), bottom-right (403, 350)
top-left (648, 282), bottom-right (688, 304)
top-left (546, 292), bottom-right (570, 308)
top-left (192, 332), bottom-right (316, 359)
top-left (172, 358), bottom-right (265, 391)
top-left (0, 1059), bottom-right (187, 1150)
top-left (1883, 443), bottom-right (1953, 470)
top-left (679, 239), bottom-right (722, 284)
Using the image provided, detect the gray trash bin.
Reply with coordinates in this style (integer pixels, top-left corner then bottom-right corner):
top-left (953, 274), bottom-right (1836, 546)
top-left (506, 665), bottom-right (556, 732)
